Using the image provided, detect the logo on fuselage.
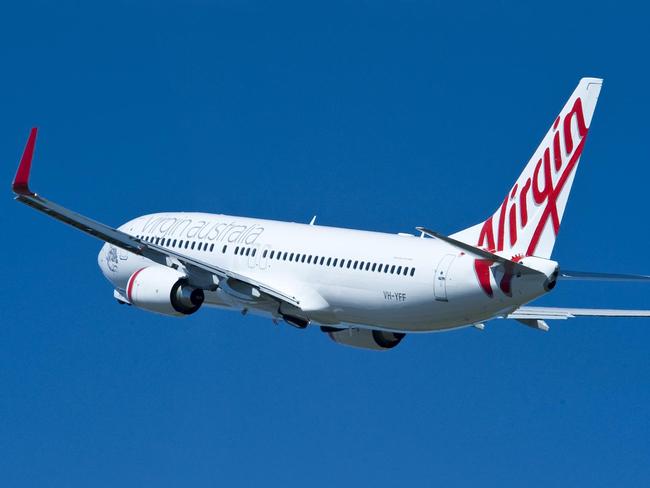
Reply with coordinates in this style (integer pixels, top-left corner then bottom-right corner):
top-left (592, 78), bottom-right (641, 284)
top-left (106, 246), bottom-right (119, 272)
top-left (105, 245), bottom-right (129, 273)
top-left (141, 216), bottom-right (265, 245)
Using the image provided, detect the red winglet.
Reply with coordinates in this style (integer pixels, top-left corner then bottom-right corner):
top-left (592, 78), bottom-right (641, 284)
top-left (12, 128), bottom-right (38, 195)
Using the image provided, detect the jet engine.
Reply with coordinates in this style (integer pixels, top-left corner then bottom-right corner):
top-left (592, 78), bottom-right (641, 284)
top-left (126, 266), bottom-right (204, 316)
top-left (321, 326), bottom-right (405, 351)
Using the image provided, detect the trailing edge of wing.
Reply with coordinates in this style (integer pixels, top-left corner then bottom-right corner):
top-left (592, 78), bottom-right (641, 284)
top-left (507, 306), bottom-right (650, 320)
top-left (559, 270), bottom-right (650, 282)
top-left (11, 129), bottom-right (301, 308)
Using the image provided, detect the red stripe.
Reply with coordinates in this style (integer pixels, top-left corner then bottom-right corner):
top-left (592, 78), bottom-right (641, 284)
top-left (474, 259), bottom-right (494, 297)
top-left (126, 268), bottom-right (146, 302)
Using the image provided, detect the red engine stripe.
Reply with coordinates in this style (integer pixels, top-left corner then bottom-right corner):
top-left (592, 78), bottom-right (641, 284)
top-left (126, 268), bottom-right (146, 302)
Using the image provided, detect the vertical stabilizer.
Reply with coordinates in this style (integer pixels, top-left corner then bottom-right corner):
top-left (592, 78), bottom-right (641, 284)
top-left (451, 78), bottom-right (603, 259)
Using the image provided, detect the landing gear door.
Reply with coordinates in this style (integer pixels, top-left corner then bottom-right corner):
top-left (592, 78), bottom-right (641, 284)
top-left (434, 254), bottom-right (456, 302)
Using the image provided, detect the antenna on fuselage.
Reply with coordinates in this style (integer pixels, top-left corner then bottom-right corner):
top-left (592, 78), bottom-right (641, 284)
top-left (309, 215), bottom-right (317, 226)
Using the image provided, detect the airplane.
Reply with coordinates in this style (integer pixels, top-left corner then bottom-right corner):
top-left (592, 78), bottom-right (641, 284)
top-left (11, 77), bottom-right (650, 350)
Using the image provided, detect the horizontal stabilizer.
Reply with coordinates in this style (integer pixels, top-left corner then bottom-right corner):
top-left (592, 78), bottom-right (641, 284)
top-left (416, 226), bottom-right (544, 276)
top-left (508, 306), bottom-right (650, 320)
top-left (559, 270), bottom-right (650, 282)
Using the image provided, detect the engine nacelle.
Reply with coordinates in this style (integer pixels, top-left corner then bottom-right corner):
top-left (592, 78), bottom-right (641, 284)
top-left (126, 266), bottom-right (204, 316)
top-left (321, 327), bottom-right (405, 351)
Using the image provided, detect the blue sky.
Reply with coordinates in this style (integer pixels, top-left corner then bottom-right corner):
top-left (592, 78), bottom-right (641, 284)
top-left (1, 1), bottom-right (649, 486)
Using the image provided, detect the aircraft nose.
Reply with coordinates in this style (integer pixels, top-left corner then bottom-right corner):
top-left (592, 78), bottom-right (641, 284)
top-left (97, 242), bottom-right (110, 276)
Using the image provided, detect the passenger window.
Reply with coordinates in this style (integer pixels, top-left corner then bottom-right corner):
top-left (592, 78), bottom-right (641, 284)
top-left (396, 266), bottom-right (402, 275)
top-left (190, 241), bottom-right (195, 250)
top-left (365, 262), bottom-right (371, 271)
top-left (307, 255), bottom-right (312, 264)
top-left (347, 260), bottom-right (352, 269)
top-left (333, 258), bottom-right (338, 267)
top-left (372, 263), bottom-right (377, 272)
top-left (313, 256), bottom-right (319, 264)
top-left (172, 239), bottom-right (177, 247)
top-left (235, 246), bottom-right (239, 255)
top-left (184, 241), bottom-right (189, 249)
top-left (384, 265), bottom-right (389, 273)
top-left (252, 248), bottom-right (257, 257)
top-left (301, 255), bottom-right (306, 263)
top-left (289, 253), bottom-right (294, 261)
top-left (403, 267), bottom-right (408, 276)
top-left (270, 250), bottom-right (275, 259)
top-left (353, 261), bottom-right (358, 270)
top-left (410, 268), bottom-right (416, 277)
top-left (222, 245), bottom-right (227, 254)
top-left (283, 252), bottom-right (288, 261)
top-left (390, 265), bottom-right (396, 274)
top-left (246, 248), bottom-right (251, 256)
top-left (263, 250), bottom-right (268, 258)
top-left (320, 257), bottom-right (325, 265)
top-left (197, 242), bottom-right (203, 251)
top-left (326, 258), bottom-right (331, 266)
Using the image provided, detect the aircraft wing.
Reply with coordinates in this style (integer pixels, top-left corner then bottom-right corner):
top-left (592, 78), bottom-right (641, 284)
top-left (507, 306), bottom-right (650, 320)
top-left (12, 128), bottom-right (301, 308)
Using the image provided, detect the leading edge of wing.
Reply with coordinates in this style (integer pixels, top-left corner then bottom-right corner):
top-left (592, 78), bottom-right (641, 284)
top-left (507, 306), bottom-right (650, 320)
top-left (11, 129), bottom-right (301, 308)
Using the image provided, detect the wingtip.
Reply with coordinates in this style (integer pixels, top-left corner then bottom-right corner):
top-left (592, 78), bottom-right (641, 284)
top-left (12, 127), bottom-right (38, 195)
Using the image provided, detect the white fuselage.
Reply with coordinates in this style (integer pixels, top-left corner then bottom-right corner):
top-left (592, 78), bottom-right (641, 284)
top-left (98, 212), bottom-right (554, 332)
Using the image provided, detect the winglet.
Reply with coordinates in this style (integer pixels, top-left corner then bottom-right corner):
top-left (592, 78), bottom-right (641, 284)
top-left (12, 128), bottom-right (38, 196)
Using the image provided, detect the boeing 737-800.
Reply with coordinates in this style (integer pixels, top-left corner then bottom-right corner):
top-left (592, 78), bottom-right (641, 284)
top-left (12, 78), bottom-right (650, 350)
